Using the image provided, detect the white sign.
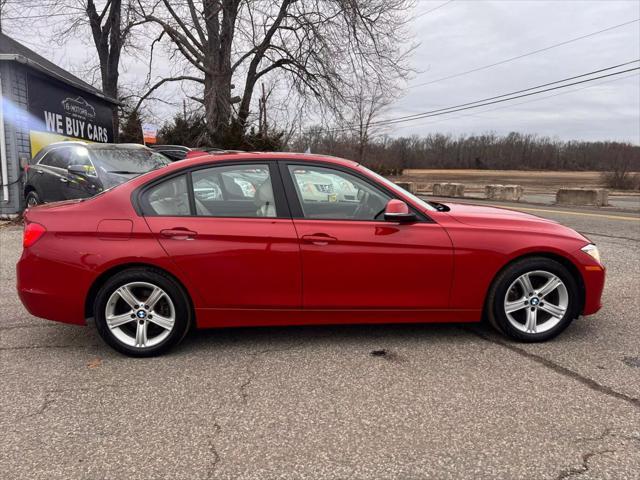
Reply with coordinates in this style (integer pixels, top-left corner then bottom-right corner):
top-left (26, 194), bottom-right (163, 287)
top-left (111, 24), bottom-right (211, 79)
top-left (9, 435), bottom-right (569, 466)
top-left (142, 123), bottom-right (158, 144)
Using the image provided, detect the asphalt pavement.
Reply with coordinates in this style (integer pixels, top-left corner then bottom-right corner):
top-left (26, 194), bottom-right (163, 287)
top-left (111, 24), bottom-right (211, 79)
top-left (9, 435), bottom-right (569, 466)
top-left (0, 201), bottom-right (639, 480)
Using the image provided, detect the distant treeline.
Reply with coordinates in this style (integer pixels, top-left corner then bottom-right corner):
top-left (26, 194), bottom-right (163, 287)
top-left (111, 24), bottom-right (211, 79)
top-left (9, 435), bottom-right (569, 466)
top-left (290, 132), bottom-right (640, 174)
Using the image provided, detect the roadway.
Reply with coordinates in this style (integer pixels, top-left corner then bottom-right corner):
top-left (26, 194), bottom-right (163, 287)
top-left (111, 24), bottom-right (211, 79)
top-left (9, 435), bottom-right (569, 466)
top-left (0, 200), bottom-right (638, 479)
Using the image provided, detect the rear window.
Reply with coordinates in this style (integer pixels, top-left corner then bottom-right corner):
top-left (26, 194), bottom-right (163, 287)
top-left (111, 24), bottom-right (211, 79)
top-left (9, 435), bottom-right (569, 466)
top-left (90, 148), bottom-right (169, 175)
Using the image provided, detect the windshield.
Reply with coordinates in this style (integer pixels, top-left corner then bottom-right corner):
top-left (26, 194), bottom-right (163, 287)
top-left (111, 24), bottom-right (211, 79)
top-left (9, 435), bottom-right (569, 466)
top-left (362, 166), bottom-right (437, 212)
top-left (90, 148), bottom-right (170, 175)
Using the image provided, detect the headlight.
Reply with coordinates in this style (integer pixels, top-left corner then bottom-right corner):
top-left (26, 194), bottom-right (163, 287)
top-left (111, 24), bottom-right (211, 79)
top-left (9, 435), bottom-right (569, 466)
top-left (581, 244), bottom-right (601, 264)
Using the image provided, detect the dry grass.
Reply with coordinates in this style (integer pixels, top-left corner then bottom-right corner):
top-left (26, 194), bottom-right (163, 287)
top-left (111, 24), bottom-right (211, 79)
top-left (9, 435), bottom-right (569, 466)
top-left (393, 169), bottom-right (639, 194)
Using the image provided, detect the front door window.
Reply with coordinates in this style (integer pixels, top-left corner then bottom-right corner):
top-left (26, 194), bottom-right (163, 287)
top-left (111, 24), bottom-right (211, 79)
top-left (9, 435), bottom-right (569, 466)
top-left (287, 165), bottom-right (390, 221)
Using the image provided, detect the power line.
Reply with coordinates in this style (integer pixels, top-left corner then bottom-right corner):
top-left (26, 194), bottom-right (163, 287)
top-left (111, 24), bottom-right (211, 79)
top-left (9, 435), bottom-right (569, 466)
top-left (414, 0), bottom-right (454, 20)
top-left (406, 71), bottom-right (640, 129)
top-left (380, 59), bottom-right (639, 125)
top-left (325, 64), bottom-right (640, 133)
top-left (410, 18), bottom-right (640, 89)
top-left (375, 67), bottom-right (640, 129)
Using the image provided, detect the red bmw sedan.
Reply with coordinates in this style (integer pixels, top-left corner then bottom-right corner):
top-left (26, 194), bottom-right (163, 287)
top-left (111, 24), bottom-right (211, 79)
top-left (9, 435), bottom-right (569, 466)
top-left (17, 153), bottom-right (605, 356)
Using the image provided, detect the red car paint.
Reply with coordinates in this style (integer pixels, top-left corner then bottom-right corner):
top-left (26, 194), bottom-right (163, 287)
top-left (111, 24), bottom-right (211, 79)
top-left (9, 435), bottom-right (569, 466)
top-left (17, 153), bottom-right (605, 330)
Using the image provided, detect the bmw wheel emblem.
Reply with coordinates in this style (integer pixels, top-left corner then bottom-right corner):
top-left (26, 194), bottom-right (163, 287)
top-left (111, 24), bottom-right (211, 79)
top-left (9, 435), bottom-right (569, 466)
top-left (136, 310), bottom-right (147, 318)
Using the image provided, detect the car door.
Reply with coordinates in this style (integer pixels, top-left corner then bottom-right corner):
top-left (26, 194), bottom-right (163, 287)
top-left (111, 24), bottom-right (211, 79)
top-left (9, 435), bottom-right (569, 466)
top-left (62, 146), bottom-right (102, 200)
top-left (281, 162), bottom-right (454, 309)
top-left (140, 161), bottom-right (301, 309)
top-left (33, 147), bottom-right (71, 202)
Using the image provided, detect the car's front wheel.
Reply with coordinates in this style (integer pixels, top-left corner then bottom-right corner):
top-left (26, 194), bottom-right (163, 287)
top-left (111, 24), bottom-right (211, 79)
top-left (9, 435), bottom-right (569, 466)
top-left (487, 257), bottom-right (581, 341)
top-left (25, 191), bottom-right (40, 208)
top-left (94, 268), bottom-right (192, 356)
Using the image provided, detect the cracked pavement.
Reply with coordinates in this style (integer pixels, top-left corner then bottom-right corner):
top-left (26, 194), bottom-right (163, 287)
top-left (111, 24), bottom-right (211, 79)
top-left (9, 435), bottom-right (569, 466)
top-left (0, 203), bottom-right (639, 479)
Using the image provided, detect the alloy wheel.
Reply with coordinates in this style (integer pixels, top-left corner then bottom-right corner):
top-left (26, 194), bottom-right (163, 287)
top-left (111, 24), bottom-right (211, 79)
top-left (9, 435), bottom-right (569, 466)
top-left (503, 270), bottom-right (569, 334)
top-left (105, 281), bottom-right (176, 349)
top-left (26, 195), bottom-right (39, 208)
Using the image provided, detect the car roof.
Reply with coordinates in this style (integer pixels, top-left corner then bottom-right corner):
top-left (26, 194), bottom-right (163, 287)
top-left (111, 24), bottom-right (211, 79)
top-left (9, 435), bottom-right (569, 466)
top-left (157, 151), bottom-right (359, 172)
top-left (39, 141), bottom-right (151, 151)
top-left (85, 143), bottom-right (151, 150)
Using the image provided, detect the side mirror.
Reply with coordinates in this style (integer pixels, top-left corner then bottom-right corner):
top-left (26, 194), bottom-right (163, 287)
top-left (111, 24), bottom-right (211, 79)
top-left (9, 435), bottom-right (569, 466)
top-left (67, 164), bottom-right (96, 177)
top-left (384, 199), bottom-right (417, 223)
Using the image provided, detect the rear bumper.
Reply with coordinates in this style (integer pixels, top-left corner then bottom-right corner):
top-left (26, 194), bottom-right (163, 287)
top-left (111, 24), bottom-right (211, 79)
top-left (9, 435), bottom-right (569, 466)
top-left (17, 250), bottom-right (89, 325)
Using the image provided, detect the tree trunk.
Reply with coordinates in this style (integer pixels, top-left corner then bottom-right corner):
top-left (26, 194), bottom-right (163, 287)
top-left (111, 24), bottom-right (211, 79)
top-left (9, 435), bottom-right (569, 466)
top-left (104, 80), bottom-right (120, 143)
top-left (87, 0), bottom-right (123, 142)
top-left (204, 71), bottom-right (233, 143)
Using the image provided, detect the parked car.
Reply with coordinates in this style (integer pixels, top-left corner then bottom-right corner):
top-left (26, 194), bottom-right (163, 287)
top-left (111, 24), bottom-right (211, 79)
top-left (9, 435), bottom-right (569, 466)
top-left (149, 145), bottom-right (192, 161)
top-left (290, 168), bottom-right (360, 203)
top-left (24, 142), bottom-right (170, 207)
top-left (17, 152), bottom-right (605, 357)
top-left (150, 145), bottom-right (227, 161)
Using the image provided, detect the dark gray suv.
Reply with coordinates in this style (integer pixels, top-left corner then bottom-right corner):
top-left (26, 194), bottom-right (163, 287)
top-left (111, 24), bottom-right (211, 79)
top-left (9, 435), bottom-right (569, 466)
top-left (24, 142), bottom-right (170, 207)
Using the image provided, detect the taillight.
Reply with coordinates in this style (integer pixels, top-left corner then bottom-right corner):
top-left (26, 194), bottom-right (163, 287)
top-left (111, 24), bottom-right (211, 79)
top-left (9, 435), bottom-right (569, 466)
top-left (23, 222), bottom-right (46, 248)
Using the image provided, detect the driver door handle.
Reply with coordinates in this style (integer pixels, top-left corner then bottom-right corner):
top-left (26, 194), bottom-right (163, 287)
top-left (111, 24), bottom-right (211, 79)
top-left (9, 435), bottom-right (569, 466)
top-left (301, 233), bottom-right (337, 246)
top-left (59, 177), bottom-right (68, 183)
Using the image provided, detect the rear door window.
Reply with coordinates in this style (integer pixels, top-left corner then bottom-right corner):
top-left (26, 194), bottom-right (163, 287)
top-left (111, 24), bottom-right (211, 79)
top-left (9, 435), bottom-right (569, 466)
top-left (140, 164), bottom-right (278, 218)
top-left (191, 164), bottom-right (275, 217)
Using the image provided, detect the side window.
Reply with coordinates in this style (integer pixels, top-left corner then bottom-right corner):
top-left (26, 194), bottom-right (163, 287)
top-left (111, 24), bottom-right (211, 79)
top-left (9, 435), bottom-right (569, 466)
top-left (39, 148), bottom-right (70, 169)
top-left (142, 174), bottom-right (191, 216)
top-left (288, 165), bottom-right (391, 220)
top-left (191, 164), bottom-right (275, 217)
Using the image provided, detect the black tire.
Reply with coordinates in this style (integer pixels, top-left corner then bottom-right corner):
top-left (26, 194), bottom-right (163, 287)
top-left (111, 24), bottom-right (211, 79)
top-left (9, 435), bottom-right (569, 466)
top-left (25, 190), bottom-right (40, 208)
top-left (486, 257), bottom-right (580, 342)
top-left (94, 268), bottom-right (192, 357)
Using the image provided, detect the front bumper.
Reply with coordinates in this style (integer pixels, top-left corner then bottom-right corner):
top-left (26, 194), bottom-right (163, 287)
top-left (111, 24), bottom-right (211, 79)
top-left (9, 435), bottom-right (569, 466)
top-left (579, 262), bottom-right (605, 316)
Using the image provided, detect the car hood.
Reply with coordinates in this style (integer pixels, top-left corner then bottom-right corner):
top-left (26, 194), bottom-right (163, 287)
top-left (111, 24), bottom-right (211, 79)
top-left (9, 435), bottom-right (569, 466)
top-left (441, 202), bottom-right (588, 241)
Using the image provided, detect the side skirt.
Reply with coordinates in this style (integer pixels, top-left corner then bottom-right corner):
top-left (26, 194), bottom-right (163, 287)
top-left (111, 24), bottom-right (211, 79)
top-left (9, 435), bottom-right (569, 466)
top-left (195, 308), bottom-right (481, 329)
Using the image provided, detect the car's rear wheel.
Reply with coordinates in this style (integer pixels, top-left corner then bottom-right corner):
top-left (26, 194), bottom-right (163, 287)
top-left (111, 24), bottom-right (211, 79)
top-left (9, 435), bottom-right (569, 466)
top-left (94, 268), bottom-right (191, 357)
top-left (25, 191), bottom-right (40, 208)
top-left (487, 257), bottom-right (580, 341)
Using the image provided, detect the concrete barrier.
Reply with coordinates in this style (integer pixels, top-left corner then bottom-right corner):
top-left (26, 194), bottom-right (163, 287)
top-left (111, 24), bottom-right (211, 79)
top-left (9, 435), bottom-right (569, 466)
top-left (415, 182), bottom-right (430, 192)
top-left (433, 183), bottom-right (465, 197)
top-left (394, 181), bottom-right (417, 194)
top-left (556, 188), bottom-right (609, 206)
top-left (485, 184), bottom-right (523, 202)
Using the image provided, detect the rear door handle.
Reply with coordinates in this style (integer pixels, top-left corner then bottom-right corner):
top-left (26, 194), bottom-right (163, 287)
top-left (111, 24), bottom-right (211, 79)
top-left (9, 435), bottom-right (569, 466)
top-left (59, 177), bottom-right (68, 183)
top-left (301, 234), bottom-right (337, 245)
top-left (160, 228), bottom-right (198, 240)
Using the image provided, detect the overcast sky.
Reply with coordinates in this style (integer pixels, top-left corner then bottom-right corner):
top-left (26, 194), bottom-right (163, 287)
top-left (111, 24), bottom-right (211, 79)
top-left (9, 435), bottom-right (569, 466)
top-left (4, 0), bottom-right (640, 144)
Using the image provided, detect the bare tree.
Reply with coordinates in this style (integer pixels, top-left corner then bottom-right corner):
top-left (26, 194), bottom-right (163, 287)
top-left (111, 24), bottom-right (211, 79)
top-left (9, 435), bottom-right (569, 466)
top-left (340, 79), bottom-right (395, 162)
top-left (85, 0), bottom-right (143, 139)
top-left (0, 0), bottom-right (6, 32)
top-left (136, 0), bottom-right (413, 144)
top-left (8, 1), bottom-right (144, 141)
